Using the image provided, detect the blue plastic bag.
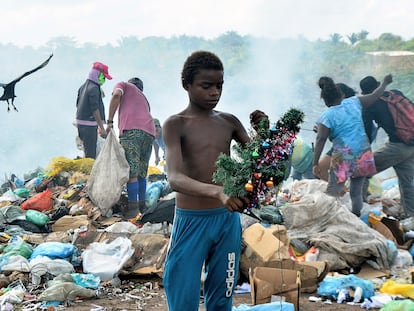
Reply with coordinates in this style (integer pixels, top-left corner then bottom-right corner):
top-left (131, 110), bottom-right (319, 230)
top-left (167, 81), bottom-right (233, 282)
top-left (30, 242), bottom-right (77, 260)
top-left (145, 181), bottom-right (165, 208)
top-left (317, 275), bottom-right (375, 300)
top-left (71, 273), bottom-right (100, 289)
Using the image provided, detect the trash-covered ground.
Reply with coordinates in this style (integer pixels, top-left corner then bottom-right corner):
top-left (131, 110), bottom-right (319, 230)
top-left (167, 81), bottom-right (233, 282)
top-left (59, 277), bottom-right (368, 311)
top-left (1, 157), bottom-right (414, 310)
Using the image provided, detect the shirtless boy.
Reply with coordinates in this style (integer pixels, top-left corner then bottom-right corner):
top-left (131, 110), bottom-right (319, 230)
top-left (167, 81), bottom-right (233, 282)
top-left (162, 51), bottom-right (251, 311)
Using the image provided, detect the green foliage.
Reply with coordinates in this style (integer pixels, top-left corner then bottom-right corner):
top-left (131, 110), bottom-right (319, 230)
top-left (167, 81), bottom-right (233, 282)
top-left (213, 108), bottom-right (304, 205)
top-left (213, 143), bottom-right (256, 197)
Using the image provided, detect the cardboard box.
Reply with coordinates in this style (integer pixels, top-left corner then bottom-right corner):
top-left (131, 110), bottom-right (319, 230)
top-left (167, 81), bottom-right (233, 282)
top-left (241, 223), bottom-right (328, 293)
top-left (242, 223), bottom-right (291, 262)
top-left (249, 267), bottom-right (300, 311)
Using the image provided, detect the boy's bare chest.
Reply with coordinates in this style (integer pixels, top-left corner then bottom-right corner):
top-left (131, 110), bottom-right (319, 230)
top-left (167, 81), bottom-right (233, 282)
top-left (181, 123), bottom-right (232, 155)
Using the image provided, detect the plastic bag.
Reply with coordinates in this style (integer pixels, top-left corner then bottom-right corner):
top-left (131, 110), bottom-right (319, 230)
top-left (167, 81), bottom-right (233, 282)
top-left (13, 188), bottom-right (30, 199)
top-left (37, 282), bottom-right (96, 302)
top-left (71, 273), bottom-right (100, 289)
top-left (0, 280), bottom-right (26, 304)
top-left (25, 209), bottom-right (50, 226)
top-left (1, 255), bottom-right (30, 272)
top-left (85, 129), bottom-right (130, 216)
top-left (82, 237), bottom-right (134, 281)
top-left (391, 249), bottom-right (413, 268)
top-left (317, 275), bottom-right (375, 300)
top-left (145, 181), bottom-right (165, 209)
top-left (30, 256), bottom-right (75, 286)
top-left (45, 156), bottom-right (95, 176)
top-left (21, 188), bottom-right (53, 212)
top-left (0, 189), bottom-right (20, 203)
top-left (3, 237), bottom-right (33, 258)
top-left (30, 242), bottom-right (77, 260)
top-left (380, 280), bottom-right (414, 299)
top-left (381, 299), bottom-right (414, 310)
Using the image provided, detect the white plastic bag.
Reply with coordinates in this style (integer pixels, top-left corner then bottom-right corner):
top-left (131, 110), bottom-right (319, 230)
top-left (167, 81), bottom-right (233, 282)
top-left (82, 237), bottom-right (134, 281)
top-left (86, 129), bottom-right (130, 216)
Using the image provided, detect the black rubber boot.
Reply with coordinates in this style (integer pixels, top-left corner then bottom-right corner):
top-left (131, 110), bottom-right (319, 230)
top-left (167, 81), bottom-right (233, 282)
top-left (124, 201), bottom-right (140, 219)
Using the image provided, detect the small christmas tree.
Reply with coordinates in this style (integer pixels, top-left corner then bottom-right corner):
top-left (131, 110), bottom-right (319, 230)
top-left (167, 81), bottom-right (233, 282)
top-left (213, 108), bottom-right (304, 217)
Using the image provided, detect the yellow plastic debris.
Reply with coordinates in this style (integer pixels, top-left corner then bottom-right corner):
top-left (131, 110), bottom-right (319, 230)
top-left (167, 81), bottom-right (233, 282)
top-left (45, 156), bottom-right (95, 176)
top-left (380, 280), bottom-right (414, 299)
top-left (147, 165), bottom-right (162, 176)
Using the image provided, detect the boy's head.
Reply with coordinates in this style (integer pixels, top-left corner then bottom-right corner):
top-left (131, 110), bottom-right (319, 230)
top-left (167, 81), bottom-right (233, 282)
top-left (250, 110), bottom-right (269, 132)
top-left (181, 51), bottom-right (223, 88)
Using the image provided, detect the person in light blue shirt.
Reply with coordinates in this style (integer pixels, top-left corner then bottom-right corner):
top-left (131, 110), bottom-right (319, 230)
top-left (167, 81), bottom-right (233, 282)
top-left (313, 75), bottom-right (392, 216)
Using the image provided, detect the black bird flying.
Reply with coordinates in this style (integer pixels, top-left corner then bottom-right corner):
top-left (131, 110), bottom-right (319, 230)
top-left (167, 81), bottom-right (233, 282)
top-left (1, 54), bottom-right (53, 112)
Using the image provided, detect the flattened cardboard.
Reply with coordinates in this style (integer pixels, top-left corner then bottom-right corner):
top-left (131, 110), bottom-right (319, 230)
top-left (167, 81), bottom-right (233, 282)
top-left (242, 223), bottom-right (290, 262)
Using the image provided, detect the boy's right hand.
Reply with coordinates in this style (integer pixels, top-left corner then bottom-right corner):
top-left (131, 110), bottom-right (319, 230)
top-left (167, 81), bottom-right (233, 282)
top-left (220, 192), bottom-right (248, 213)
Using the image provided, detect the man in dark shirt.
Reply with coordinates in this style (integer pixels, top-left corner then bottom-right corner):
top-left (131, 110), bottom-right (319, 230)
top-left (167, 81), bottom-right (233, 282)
top-left (361, 76), bottom-right (414, 217)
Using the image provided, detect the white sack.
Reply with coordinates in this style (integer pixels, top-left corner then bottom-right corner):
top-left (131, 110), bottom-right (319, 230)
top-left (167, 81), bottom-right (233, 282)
top-left (86, 129), bottom-right (129, 216)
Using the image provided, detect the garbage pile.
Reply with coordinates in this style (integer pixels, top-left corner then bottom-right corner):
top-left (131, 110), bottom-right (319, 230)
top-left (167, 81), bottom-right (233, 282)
top-left (0, 157), bottom-right (173, 309)
top-left (1, 157), bottom-right (414, 310)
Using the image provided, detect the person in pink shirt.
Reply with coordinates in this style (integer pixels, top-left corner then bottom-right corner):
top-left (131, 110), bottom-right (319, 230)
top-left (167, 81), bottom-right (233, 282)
top-left (106, 77), bottom-right (156, 218)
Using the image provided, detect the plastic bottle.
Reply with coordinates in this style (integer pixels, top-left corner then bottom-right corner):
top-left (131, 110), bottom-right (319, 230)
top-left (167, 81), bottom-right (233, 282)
top-left (353, 286), bottom-right (363, 303)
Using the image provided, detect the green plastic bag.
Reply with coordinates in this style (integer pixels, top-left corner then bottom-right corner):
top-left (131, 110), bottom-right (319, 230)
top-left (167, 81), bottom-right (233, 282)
top-left (381, 299), bottom-right (414, 311)
top-left (4, 238), bottom-right (33, 258)
top-left (13, 188), bottom-right (30, 199)
top-left (25, 209), bottom-right (50, 226)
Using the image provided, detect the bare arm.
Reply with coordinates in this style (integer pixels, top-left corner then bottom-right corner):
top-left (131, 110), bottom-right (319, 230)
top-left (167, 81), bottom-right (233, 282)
top-left (153, 141), bottom-right (160, 165)
top-left (105, 89), bottom-right (122, 132)
top-left (93, 109), bottom-right (107, 138)
top-left (233, 115), bottom-right (251, 147)
top-left (359, 74), bottom-right (393, 108)
top-left (312, 124), bottom-right (330, 178)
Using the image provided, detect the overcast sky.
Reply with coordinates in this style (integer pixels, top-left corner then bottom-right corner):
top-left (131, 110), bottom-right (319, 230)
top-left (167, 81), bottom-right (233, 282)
top-left (1, 0), bottom-right (411, 180)
top-left (2, 0), bottom-right (414, 47)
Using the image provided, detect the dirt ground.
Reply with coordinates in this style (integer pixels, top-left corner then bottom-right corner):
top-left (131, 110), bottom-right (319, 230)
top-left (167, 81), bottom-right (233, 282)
top-left (61, 276), bottom-right (373, 311)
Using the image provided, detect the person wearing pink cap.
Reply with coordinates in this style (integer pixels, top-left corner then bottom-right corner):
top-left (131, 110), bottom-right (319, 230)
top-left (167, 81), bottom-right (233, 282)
top-left (75, 61), bottom-right (112, 159)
